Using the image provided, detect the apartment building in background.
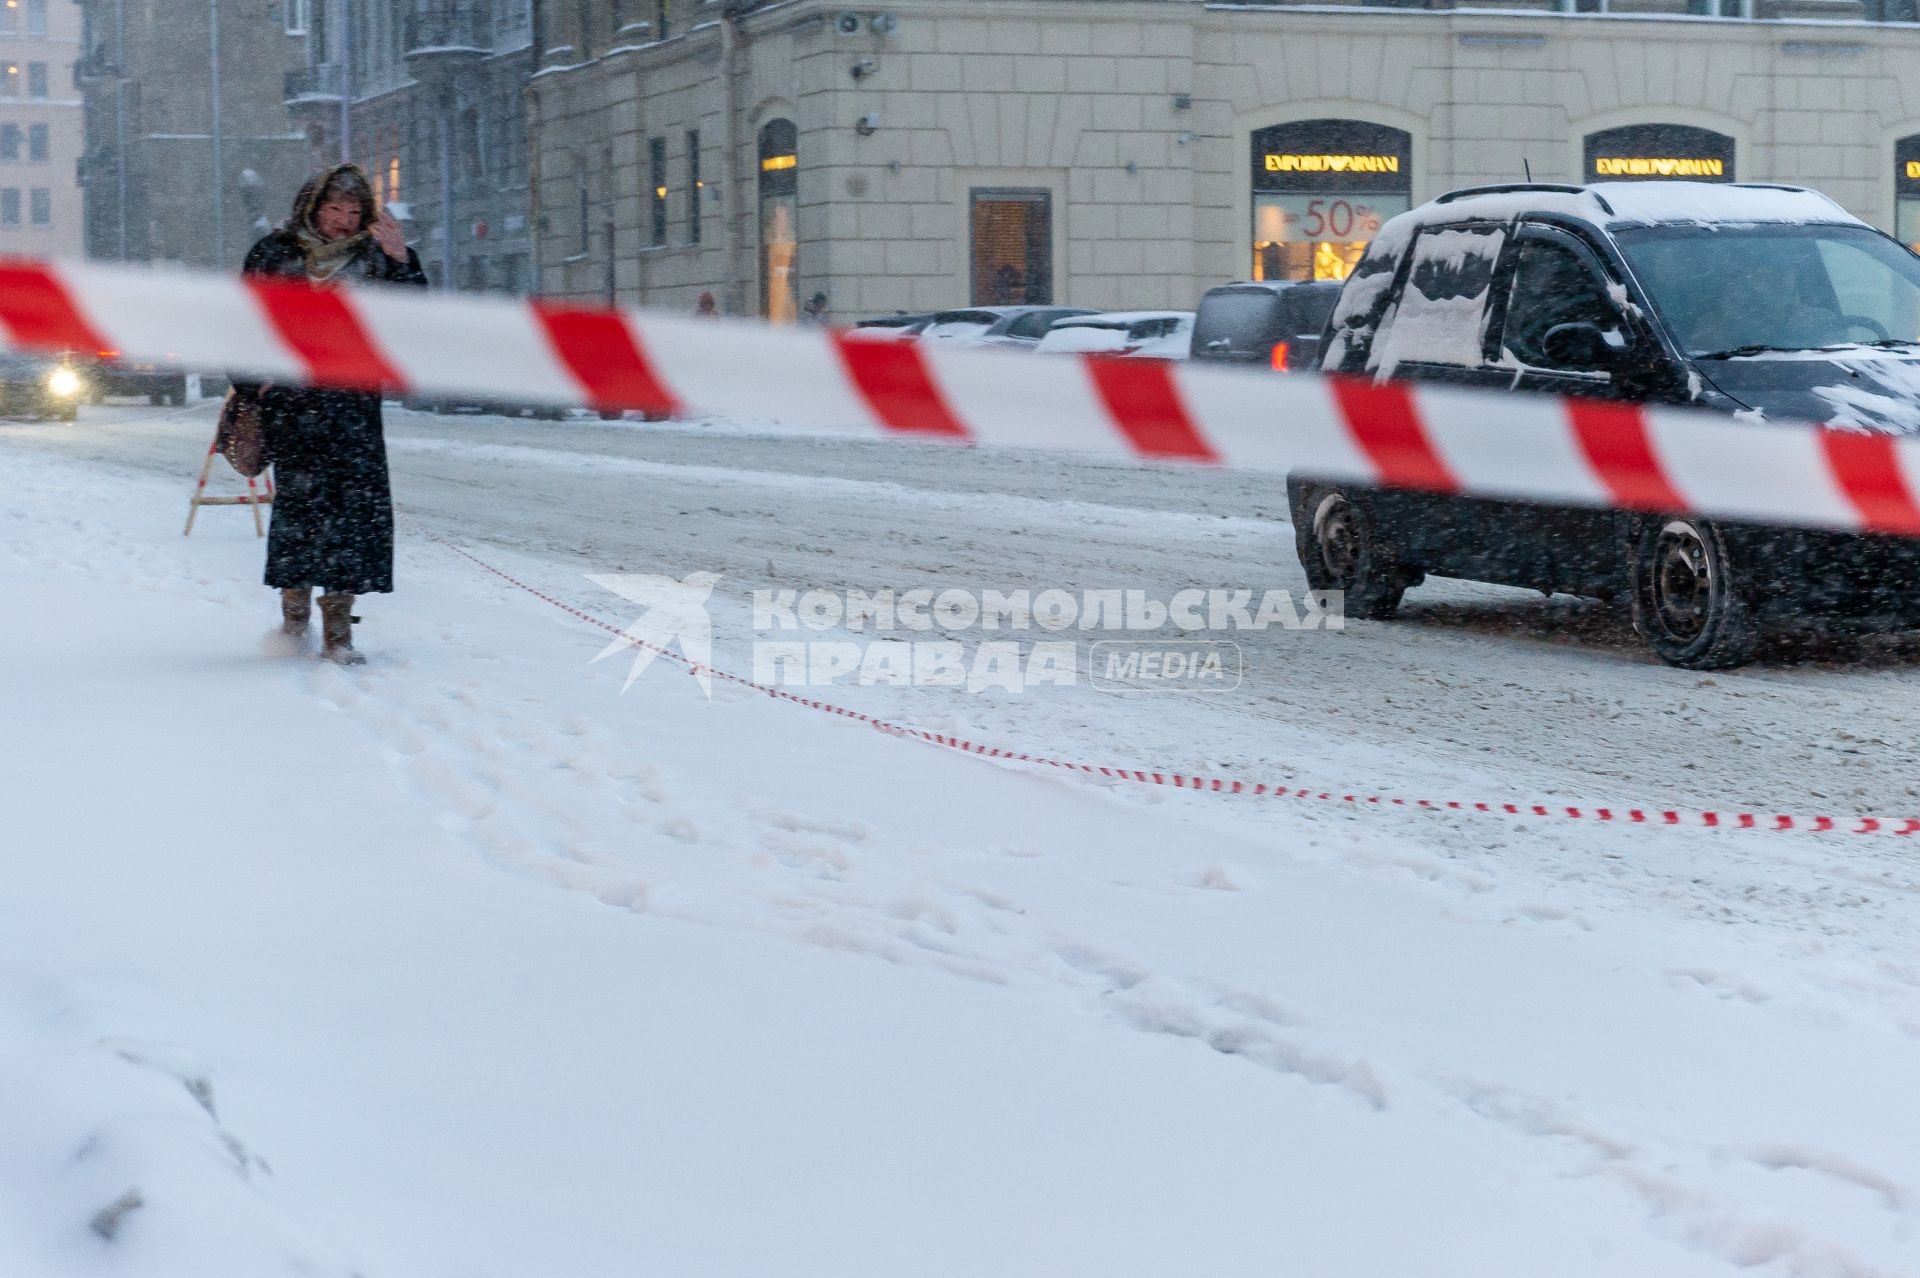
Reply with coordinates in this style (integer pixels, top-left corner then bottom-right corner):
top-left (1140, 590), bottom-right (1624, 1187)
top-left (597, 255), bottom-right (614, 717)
top-left (76, 0), bottom-right (310, 269)
top-left (0, 0), bottom-right (84, 259)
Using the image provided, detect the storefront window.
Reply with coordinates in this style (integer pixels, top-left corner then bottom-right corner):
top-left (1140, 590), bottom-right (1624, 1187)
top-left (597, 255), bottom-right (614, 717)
top-left (758, 119), bottom-right (797, 324)
top-left (1250, 120), bottom-right (1412, 283)
top-left (1583, 124), bottom-right (1735, 183)
top-left (970, 189), bottom-right (1052, 305)
top-left (1897, 136), bottom-right (1920, 252)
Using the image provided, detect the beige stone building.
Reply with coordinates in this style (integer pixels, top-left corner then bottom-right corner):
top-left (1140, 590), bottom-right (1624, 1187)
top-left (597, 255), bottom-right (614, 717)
top-left (529, 0), bottom-right (1920, 321)
top-left (0, 0), bottom-right (83, 259)
top-left (76, 0), bottom-right (309, 270)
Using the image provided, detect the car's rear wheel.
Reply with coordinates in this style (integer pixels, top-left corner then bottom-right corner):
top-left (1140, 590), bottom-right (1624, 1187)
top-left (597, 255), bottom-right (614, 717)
top-left (147, 391), bottom-right (164, 406)
top-left (1292, 482), bottom-right (1415, 620)
top-left (1629, 516), bottom-right (1759, 669)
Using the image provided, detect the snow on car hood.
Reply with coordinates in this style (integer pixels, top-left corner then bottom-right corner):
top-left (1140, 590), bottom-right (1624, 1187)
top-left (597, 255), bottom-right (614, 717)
top-left (1696, 349), bottom-right (1920, 435)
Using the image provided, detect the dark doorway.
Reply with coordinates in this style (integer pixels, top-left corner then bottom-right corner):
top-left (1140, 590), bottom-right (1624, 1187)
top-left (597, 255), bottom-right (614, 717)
top-left (970, 189), bottom-right (1052, 305)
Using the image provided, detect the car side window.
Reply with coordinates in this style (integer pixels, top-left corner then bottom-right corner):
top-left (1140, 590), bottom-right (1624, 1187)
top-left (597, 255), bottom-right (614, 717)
top-left (1368, 224), bottom-right (1506, 376)
top-left (1008, 311), bottom-right (1059, 340)
top-left (1500, 239), bottom-right (1625, 373)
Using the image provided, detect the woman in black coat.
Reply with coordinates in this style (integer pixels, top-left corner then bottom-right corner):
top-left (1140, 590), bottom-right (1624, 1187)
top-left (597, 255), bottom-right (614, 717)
top-left (240, 163), bottom-right (428, 664)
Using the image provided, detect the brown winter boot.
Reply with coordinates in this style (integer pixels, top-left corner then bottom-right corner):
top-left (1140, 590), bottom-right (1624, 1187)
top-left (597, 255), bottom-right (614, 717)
top-left (280, 587), bottom-right (312, 636)
top-left (318, 593), bottom-right (367, 666)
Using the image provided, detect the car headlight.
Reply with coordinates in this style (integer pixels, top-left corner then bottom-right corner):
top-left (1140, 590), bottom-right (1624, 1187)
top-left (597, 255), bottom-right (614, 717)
top-left (47, 367), bottom-right (81, 397)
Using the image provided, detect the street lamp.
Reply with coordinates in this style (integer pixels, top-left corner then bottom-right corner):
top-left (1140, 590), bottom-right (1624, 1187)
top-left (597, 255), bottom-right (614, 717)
top-left (209, 0), bottom-right (223, 265)
top-left (339, 0), bottom-right (352, 162)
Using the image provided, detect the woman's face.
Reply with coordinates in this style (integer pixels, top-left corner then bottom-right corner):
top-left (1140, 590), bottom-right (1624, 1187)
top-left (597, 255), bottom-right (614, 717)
top-left (314, 195), bottom-right (363, 242)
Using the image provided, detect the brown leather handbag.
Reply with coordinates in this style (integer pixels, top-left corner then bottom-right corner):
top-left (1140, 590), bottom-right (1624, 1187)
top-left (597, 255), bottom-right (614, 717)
top-left (215, 388), bottom-right (267, 478)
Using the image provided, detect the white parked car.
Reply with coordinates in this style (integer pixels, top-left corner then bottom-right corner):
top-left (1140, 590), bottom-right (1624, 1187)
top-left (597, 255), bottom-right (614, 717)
top-left (918, 306), bottom-right (1094, 348)
top-left (1033, 311), bottom-right (1196, 360)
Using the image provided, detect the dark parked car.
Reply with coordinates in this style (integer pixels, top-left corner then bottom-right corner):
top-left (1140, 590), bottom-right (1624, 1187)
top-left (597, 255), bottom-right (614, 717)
top-left (0, 352), bottom-right (87, 421)
top-left (87, 349), bottom-right (189, 406)
top-left (402, 394), bottom-right (617, 422)
top-left (1296, 180), bottom-right (1920, 669)
top-left (1190, 279), bottom-right (1343, 370)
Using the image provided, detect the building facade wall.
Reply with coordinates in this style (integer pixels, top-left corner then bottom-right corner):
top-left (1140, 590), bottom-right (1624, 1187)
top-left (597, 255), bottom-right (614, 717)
top-left (0, 0), bottom-right (85, 259)
top-left (77, 0), bottom-right (308, 269)
top-left (529, 0), bottom-right (1920, 322)
top-left (290, 0), bottom-right (535, 293)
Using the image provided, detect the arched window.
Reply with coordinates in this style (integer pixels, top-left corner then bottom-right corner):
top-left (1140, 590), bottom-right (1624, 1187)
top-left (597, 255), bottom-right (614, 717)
top-left (1250, 119), bottom-right (1412, 282)
top-left (758, 119), bottom-right (798, 324)
top-left (1584, 124), bottom-right (1734, 183)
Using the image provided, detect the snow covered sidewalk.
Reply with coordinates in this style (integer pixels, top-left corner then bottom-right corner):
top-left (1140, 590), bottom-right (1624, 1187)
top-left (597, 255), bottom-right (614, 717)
top-left (5, 437), bottom-right (1920, 1277)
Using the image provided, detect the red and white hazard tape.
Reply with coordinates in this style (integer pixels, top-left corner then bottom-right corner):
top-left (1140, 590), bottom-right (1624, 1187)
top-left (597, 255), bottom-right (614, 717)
top-left (8, 255), bottom-right (1920, 538)
top-left (428, 532), bottom-right (1920, 836)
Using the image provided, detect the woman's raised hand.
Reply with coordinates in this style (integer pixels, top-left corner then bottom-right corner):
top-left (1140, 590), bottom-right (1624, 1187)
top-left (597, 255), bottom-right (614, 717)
top-left (371, 212), bottom-right (407, 261)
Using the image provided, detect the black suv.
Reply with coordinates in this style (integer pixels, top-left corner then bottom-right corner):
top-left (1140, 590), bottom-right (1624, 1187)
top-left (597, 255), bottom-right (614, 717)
top-left (1191, 280), bottom-right (1342, 371)
top-left (1295, 180), bottom-right (1920, 669)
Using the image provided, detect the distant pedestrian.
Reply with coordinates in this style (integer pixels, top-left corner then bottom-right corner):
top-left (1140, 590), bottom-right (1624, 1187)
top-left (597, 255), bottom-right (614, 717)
top-left (992, 265), bottom-right (1022, 305)
top-left (235, 163), bottom-right (427, 665)
top-left (694, 291), bottom-right (719, 318)
top-left (800, 291), bottom-right (829, 326)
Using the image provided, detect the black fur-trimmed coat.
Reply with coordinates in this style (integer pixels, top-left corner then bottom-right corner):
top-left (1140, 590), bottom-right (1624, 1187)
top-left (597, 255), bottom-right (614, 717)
top-left (239, 231), bottom-right (427, 595)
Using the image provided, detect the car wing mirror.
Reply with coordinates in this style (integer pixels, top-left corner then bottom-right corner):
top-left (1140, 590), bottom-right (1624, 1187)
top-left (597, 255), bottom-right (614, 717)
top-left (1542, 321), bottom-right (1627, 370)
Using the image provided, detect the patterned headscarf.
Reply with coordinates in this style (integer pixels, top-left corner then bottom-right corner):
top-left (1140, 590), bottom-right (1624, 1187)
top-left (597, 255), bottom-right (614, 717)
top-left (289, 163), bottom-right (379, 283)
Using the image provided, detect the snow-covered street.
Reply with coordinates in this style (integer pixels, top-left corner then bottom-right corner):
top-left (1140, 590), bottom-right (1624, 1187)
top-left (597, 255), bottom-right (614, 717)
top-left (8, 402), bottom-right (1920, 1276)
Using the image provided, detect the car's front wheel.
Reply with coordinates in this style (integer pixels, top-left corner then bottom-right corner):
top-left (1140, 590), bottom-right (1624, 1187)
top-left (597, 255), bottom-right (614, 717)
top-left (1292, 482), bottom-right (1416, 620)
top-left (1629, 516), bottom-right (1760, 668)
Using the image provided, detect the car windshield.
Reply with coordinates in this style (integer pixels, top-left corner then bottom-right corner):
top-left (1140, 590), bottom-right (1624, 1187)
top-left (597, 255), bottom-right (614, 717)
top-left (1006, 310), bottom-right (1077, 339)
top-left (1192, 292), bottom-right (1281, 352)
top-left (1615, 223), bottom-right (1920, 357)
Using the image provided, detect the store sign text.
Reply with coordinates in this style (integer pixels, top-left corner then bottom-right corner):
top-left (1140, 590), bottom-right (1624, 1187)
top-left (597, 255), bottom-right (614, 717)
top-left (1254, 193), bottom-right (1409, 244)
top-left (761, 154), bottom-right (797, 172)
top-left (1263, 154), bottom-right (1402, 174)
top-left (1593, 156), bottom-right (1725, 178)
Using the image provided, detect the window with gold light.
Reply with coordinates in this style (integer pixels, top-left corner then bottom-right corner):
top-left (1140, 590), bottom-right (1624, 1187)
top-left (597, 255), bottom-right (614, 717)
top-left (1250, 120), bottom-right (1412, 285)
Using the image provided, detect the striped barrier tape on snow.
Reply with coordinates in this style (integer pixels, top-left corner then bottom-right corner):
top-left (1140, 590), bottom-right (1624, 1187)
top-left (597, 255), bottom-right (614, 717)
top-left (428, 530), bottom-right (1920, 836)
top-left (6, 255), bottom-right (1920, 538)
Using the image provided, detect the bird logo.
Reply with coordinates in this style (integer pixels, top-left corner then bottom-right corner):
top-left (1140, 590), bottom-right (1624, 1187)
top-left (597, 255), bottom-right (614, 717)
top-left (586, 571), bottom-right (722, 697)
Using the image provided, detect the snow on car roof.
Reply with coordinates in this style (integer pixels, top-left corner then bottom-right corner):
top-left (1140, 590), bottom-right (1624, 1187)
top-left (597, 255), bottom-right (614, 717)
top-left (1374, 181), bottom-right (1864, 258)
top-left (1053, 310), bottom-right (1193, 326)
top-left (1590, 181), bottom-right (1860, 229)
